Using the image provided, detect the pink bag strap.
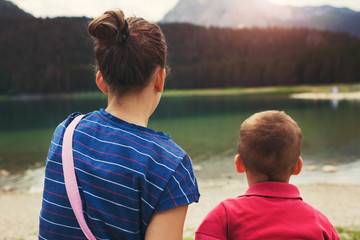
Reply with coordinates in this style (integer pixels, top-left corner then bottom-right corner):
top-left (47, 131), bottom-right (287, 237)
top-left (62, 114), bottom-right (96, 240)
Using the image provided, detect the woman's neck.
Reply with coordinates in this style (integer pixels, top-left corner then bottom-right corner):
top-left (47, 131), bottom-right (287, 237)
top-left (105, 86), bottom-right (160, 127)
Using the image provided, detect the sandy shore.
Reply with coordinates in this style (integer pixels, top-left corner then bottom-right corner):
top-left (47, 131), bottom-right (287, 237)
top-left (1, 178), bottom-right (360, 240)
top-left (0, 192), bottom-right (42, 240)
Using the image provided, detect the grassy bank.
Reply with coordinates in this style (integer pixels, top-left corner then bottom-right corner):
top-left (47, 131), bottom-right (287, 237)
top-left (1, 83), bottom-right (359, 101)
top-left (0, 95), bottom-right (10, 101)
top-left (336, 227), bottom-right (360, 240)
top-left (76, 83), bottom-right (359, 99)
top-left (163, 84), bottom-right (359, 97)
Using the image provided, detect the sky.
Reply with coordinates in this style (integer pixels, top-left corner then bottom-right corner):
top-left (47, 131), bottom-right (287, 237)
top-left (10, 0), bottom-right (360, 22)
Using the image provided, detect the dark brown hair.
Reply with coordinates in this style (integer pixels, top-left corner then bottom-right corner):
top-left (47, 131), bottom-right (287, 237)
top-left (88, 10), bottom-right (167, 94)
top-left (238, 110), bottom-right (303, 181)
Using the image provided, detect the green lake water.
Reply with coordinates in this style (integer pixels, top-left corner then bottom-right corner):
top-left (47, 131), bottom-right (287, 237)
top-left (0, 94), bottom-right (359, 188)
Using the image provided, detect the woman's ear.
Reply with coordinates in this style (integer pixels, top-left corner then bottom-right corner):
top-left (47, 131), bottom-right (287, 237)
top-left (234, 154), bottom-right (246, 173)
top-left (292, 157), bottom-right (303, 175)
top-left (96, 71), bottom-right (108, 94)
top-left (154, 67), bottom-right (166, 93)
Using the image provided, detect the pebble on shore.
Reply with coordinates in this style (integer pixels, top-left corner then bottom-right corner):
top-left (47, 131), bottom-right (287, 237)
top-left (193, 165), bottom-right (203, 172)
top-left (0, 169), bottom-right (10, 177)
top-left (2, 185), bottom-right (15, 192)
top-left (303, 165), bottom-right (339, 173)
top-left (304, 165), bottom-right (318, 171)
top-left (322, 165), bottom-right (338, 173)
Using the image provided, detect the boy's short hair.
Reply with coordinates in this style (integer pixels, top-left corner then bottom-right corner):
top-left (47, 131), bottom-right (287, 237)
top-left (238, 110), bottom-right (303, 181)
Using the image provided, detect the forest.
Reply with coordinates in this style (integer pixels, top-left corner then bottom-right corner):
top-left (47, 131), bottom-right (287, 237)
top-left (0, 15), bottom-right (360, 94)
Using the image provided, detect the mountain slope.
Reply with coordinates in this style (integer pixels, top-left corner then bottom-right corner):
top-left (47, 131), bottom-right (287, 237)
top-left (161, 0), bottom-right (360, 36)
top-left (162, 0), bottom-right (288, 28)
top-left (0, 0), bottom-right (33, 18)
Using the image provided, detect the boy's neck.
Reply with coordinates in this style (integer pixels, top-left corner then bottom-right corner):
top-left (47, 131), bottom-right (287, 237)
top-left (246, 172), bottom-right (290, 187)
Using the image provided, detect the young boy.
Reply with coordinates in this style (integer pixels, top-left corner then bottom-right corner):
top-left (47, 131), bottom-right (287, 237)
top-left (195, 110), bottom-right (339, 240)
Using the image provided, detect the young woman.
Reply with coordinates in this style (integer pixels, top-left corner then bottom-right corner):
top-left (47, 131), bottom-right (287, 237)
top-left (39, 10), bottom-right (200, 240)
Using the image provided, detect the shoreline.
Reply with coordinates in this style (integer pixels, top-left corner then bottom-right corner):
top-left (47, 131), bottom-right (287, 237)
top-left (1, 147), bottom-right (360, 239)
top-left (1, 177), bottom-right (360, 239)
top-left (2, 84), bottom-right (359, 101)
top-left (2, 159), bottom-right (360, 193)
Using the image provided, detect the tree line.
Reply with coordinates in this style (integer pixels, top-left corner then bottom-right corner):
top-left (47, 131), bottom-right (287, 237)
top-left (0, 17), bottom-right (359, 94)
top-left (161, 23), bottom-right (360, 89)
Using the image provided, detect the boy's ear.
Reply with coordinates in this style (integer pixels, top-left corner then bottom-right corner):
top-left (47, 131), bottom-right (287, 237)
top-left (234, 154), bottom-right (246, 173)
top-left (96, 71), bottom-right (108, 94)
top-left (292, 157), bottom-right (303, 175)
top-left (154, 67), bottom-right (166, 93)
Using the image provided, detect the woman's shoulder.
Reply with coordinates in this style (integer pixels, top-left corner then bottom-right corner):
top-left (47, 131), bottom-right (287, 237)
top-left (90, 109), bottom-right (190, 158)
top-left (52, 112), bottom-right (81, 135)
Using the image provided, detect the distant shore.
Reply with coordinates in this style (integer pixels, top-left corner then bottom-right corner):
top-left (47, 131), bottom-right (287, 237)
top-left (290, 92), bottom-right (360, 100)
top-left (2, 83), bottom-right (360, 100)
top-left (163, 84), bottom-right (360, 98)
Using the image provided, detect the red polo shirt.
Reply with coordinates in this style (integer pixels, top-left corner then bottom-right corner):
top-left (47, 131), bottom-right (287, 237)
top-left (195, 182), bottom-right (339, 240)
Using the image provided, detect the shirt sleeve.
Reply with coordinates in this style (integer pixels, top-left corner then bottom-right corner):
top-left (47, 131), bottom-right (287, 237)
top-left (195, 202), bottom-right (228, 240)
top-left (156, 155), bottom-right (200, 212)
top-left (320, 214), bottom-right (340, 240)
top-left (330, 226), bottom-right (340, 240)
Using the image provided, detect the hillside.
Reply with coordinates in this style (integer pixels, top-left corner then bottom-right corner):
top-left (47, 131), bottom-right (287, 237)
top-left (0, 2), bottom-right (359, 94)
top-left (0, 16), bottom-right (93, 94)
top-left (161, 24), bottom-right (360, 89)
top-left (161, 0), bottom-right (360, 37)
top-left (0, 0), bottom-right (33, 18)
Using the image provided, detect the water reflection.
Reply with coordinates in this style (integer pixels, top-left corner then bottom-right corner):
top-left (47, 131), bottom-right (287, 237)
top-left (331, 99), bottom-right (339, 109)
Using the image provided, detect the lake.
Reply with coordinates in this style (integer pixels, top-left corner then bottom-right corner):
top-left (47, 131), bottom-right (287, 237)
top-left (0, 93), bottom-right (359, 190)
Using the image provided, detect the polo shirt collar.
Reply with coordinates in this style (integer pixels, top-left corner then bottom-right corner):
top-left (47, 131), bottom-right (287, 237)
top-left (242, 181), bottom-right (302, 200)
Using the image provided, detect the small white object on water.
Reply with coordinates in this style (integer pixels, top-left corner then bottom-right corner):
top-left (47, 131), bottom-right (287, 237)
top-left (304, 165), bottom-right (318, 172)
top-left (193, 165), bottom-right (203, 172)
top-left (0, 169), bottom-right (10, 177)
top-left (322, 165), bottom-right (338, 173)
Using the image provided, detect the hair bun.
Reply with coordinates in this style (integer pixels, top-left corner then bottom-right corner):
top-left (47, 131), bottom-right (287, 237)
top-left (88, 10), bottom-right (128, 46)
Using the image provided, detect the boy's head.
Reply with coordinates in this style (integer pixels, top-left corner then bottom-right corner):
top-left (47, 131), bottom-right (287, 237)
top-left (237, 110), bottom-right (303, 182)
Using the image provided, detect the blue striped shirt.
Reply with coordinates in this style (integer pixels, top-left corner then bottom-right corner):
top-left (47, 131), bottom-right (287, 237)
top-left (39, 109), bottom-right (200, 239)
